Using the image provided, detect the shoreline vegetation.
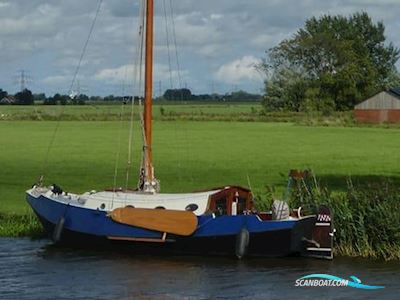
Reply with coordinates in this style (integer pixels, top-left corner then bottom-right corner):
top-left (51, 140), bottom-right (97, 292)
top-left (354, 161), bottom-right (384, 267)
top-left (289, 177), bottom-right (400, 261)
top-left (0, 213), bottom-right (43, 238)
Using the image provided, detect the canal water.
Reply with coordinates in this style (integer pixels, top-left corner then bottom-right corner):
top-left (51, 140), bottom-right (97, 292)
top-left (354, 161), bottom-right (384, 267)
top-left (1, 238), bottom-right (399, 299)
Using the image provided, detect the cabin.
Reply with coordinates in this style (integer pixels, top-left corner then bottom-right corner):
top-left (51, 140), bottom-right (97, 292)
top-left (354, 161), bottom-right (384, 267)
top-left (207, 186), bottom-right (254, 216)
top-left (87, 186), bottom-right (254, 216)
top-left (354, 88), bottom-right (400, 123)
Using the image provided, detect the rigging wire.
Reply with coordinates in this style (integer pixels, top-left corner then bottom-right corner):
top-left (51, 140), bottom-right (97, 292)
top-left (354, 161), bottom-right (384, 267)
top-left (169, 0), bottom-right (183, 90)
top-left (111, 102), bottom-right (126, 209)
top-left (168, 0), bottom-right (194, 187)
top-left (68, 0), bottom-right (103, 96)
top-left (111, 14), bottom-right (136, 208)
top-left (125, 0), bottom-right (146, 192)
top-left (136, 13), bottom-right (147, 190)
top-left (163, 0), bottom-right (174, 89)
top-left (39, 0), bottom-right (103, 185)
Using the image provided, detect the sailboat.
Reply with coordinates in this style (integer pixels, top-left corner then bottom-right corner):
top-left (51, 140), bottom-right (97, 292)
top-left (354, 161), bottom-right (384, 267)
top-left (26, 0), bottom-right (333, 259)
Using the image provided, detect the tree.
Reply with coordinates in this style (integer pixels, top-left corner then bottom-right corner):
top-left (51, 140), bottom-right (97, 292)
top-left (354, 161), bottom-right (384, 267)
top-left (15, 89), bottom-right (34, 105)
top-left (43, 96), bottom-right (57, 105)
top-left (0, 89), bottom-right (7, 99)
top-left (71, 94), bottom-right (88, 105)
top-left (52, 93), bottom-right (69, 105)
top-left (34, 93), bottom-right (46, 102)
top-left (164, 88), bottom-right (192, 101)
top-left (262, 67), bottom-right (308, 111)
top-left (226, 90), bottom-right (262, 102)
top-left (104, 95), bottom-right (115, 102)
top-left (261, 12), bottom-right (400, 111)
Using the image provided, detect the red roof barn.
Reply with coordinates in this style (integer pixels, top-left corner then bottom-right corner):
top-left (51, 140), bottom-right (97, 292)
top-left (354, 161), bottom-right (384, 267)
top-left (354, 88), bottom-right (400, 123)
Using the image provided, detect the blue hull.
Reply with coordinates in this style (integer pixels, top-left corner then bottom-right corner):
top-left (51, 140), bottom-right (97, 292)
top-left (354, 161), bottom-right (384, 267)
top-left (27, 193), bottom-right (316, 257)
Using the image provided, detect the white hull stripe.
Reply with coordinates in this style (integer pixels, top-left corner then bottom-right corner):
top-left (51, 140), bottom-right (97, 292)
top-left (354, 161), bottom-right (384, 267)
top-left (315, 222), bottom-right (331, 226)
top-left (307, 247), bottom-right (332, 251)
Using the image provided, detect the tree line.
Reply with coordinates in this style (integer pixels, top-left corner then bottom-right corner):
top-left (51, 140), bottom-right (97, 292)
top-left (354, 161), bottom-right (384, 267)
top-left (0, 88), bottom-right (262, 105)
top-left (162, 89), bottom-right (262, 102)
top-left (259, 12), bottom-right (400, 113)
top-left (0, 88), bottom-right (36, 105)
top-left (0, 89), bottom-right (82, 105)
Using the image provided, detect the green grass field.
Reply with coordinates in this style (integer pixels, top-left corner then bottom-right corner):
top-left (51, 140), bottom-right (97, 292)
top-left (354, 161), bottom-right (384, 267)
top-left (1, 120), bottom-right (400, 213)
top-left (0, 103), bottom-right (262, 121)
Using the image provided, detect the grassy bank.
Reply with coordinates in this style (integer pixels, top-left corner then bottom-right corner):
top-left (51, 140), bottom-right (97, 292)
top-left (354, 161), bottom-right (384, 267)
top-left (0, 213), bottom-right (43, 237)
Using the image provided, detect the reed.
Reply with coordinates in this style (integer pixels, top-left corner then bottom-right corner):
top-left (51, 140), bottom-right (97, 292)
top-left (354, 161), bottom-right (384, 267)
top-left (289, 176), bottom-right (400, 260)
top-left (0, 213), bottom-right (44, 237)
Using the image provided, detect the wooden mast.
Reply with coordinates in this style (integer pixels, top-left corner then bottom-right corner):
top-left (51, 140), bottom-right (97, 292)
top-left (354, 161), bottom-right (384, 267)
top-left (143, 0), bottom-right (154, 185)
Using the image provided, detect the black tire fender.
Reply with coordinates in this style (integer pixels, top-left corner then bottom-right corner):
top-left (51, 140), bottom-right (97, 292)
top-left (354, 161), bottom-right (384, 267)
top-left (52, 217), bottom-right (65, 243)
top-left (235, 228), bottom-right (250, 259)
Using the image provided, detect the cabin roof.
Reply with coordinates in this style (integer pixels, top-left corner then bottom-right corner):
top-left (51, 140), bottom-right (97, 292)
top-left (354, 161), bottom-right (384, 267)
top-left (389, 87), bottom-right (400, 98)
top-left (87, 189), bottom-right (222, 216)
top-left (355, 90), bottom-right (400, 110)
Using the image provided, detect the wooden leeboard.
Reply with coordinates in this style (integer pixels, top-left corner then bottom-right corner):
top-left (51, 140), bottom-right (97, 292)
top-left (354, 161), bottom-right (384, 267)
top-left (110, 207), bottom-right (198, 236)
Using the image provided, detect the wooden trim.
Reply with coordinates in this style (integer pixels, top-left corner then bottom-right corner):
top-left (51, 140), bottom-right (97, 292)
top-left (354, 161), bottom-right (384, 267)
top-left (227, 188), bottom-right (234, 215)
top-left (193, 185), bottom-right (251, 193)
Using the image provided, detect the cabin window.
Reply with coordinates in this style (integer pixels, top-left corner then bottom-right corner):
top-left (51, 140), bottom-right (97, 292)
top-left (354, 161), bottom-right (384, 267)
top-left (185, 203), bottom-right (198, 212)
top-left (237, 198), bottom-right (247, 214)
top-left (215, 198), bottom-right (227, 216)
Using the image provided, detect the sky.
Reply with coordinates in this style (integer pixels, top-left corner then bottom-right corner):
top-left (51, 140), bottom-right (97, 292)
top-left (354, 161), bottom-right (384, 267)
top-left (0, 0), bottom-right (399, 97)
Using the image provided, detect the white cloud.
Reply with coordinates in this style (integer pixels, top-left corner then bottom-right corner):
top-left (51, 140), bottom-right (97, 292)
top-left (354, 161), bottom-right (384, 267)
top-left (0, 4), bottom-right (59, 36)
top-left (41, 75), bottom-right (71, 86)
top-left (0, 2), bottom-right (10, 9)
top-left (215, 56), bottom-right (262, 84)
top-left (250, 32), bottom-right (290, 50)
top-left (197, 44), bottom-right (227, 58)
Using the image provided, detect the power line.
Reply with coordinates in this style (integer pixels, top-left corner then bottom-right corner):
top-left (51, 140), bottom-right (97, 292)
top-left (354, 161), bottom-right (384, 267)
top-left (14, 70), bottom-right (32, 92)
top-left (20, 70), bottom-right (26, 91)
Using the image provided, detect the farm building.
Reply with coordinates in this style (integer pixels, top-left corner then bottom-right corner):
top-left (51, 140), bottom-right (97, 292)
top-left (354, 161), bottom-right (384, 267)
top-left (0, 96), bottom-right (16, 105)
top-left (354, 88), bottom-right (400, 123)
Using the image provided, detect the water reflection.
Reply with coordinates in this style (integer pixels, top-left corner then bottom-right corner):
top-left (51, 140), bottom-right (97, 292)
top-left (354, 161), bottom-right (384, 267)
top-left (1, 238), bottom-right (399, 300)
